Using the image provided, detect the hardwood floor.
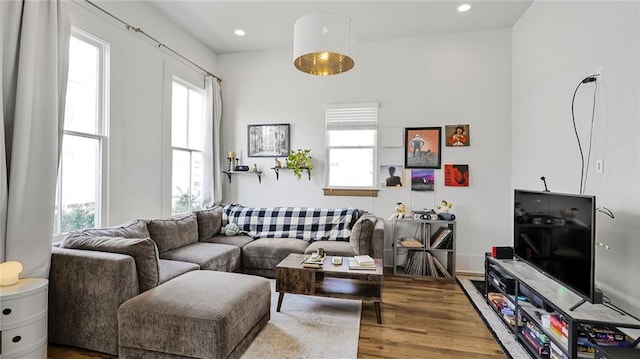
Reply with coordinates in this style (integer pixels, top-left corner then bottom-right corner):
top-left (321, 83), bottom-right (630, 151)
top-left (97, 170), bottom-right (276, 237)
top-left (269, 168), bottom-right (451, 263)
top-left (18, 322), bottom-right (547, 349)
top-left (48, 275), bottom-right (506, 359)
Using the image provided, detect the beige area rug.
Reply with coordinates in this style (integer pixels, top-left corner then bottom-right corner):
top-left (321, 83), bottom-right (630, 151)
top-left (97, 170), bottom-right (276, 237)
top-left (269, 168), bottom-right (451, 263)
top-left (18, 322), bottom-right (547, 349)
top-left (241, 280), bottom-right (362, 359)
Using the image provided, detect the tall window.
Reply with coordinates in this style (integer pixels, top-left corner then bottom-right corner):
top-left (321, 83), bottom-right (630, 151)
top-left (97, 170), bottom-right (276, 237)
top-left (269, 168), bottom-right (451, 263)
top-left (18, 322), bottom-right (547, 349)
top-left (54, 29), bottom-right (109, 235)
top-left (325, 103), bottom-right (378, 188)
top-left (171, 78), bottom-right (204, 214)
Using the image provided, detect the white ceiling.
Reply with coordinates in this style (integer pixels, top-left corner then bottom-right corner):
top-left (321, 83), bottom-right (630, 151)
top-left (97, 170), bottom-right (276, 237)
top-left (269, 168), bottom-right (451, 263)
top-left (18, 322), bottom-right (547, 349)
top-left (146, 0), bottom-right (533, 55)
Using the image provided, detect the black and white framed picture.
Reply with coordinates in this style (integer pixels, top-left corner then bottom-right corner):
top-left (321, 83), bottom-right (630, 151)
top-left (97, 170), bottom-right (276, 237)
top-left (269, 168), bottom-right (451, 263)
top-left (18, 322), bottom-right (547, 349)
top-left (248, 123), bottom-right (290, 157)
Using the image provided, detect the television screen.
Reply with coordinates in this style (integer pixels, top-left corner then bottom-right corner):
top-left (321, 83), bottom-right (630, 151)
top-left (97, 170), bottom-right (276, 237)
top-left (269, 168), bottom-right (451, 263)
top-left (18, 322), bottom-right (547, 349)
top-left (513, 189), bottom-right (596, 303)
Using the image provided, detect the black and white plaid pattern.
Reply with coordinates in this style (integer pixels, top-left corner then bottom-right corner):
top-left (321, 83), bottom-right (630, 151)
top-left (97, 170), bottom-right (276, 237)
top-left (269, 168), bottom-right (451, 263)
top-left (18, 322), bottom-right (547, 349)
top-left (223, 205), bottom-right (357, 241)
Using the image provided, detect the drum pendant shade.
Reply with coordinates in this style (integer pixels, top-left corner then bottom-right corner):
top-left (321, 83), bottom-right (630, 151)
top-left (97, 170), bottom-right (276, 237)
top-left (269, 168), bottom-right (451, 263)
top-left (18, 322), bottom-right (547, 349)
top-left (293, 13), bottom-right (355, 76)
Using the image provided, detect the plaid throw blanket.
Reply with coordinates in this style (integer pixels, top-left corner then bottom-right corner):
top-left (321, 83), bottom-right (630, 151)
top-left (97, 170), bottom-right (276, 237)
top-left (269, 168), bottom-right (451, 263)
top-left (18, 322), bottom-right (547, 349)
top-left (223, 205), bottom-right (358, 241)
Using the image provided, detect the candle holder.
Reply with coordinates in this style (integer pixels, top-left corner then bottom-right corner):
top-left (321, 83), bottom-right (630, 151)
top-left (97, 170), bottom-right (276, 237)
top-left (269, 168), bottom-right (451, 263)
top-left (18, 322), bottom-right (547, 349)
top-left (227, 157), bottom-right (234, 171)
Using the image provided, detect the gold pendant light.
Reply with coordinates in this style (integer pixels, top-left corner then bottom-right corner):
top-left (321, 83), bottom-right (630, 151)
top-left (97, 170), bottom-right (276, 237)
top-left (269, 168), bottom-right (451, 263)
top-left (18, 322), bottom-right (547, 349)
top-left (293, 13), bottom-right (355, 76)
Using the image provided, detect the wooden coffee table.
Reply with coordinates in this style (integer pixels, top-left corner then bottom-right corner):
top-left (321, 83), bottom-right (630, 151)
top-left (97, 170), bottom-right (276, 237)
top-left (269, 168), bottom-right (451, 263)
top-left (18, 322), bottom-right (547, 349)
top-left (275, 253), bottom-right (383, 324)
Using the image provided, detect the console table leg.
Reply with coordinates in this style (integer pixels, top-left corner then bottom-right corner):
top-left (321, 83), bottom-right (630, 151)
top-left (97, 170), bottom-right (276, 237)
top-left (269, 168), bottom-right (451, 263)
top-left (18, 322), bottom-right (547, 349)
top-left (277, 292), bottom-right (285, 312)
top-left (374, 301), bottom-right (382, 324)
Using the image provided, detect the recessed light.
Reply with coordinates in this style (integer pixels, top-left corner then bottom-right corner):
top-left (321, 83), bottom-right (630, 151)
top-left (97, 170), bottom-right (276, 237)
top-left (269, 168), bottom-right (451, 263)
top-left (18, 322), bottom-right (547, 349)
top-left (457, 4), bottom-right (472, 12)
top-left (234, 29), bottom-right (246, 36)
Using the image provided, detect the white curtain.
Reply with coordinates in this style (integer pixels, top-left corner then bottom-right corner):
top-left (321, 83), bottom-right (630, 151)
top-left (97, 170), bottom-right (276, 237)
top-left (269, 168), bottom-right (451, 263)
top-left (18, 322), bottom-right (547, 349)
top-left (0, 1), bottom-right (71, 277)
top-left (202, 76), bottom-right (223, 207)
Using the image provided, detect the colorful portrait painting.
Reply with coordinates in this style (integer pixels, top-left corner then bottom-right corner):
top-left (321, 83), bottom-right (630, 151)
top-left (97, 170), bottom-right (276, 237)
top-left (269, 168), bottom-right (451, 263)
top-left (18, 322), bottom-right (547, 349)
top-left (445, 124), bottom-right (470, 147)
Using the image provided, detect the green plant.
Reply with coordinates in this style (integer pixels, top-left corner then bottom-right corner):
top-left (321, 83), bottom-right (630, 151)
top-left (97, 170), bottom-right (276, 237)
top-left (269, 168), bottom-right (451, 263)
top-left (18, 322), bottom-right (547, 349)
top-left (60, 202), bottom-right (95, 233)
top-left (286, 149), bottom-right (313, 179)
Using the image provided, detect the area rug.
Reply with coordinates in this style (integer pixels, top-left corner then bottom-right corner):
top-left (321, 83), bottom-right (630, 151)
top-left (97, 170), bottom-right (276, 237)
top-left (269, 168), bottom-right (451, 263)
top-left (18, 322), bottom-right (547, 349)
top-left (241, 280), bottom-right (361, 359)
top-left (457, 277), bottom-right (532, 359)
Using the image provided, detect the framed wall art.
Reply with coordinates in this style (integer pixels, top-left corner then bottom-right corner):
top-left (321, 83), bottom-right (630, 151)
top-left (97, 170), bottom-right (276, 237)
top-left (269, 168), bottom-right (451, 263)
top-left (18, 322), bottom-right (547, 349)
top-left (445, 124), bottom-right (470, 147)
top-left (247, 123), bottom-right (290, 157)
top-left (379, 165), bottom-right (405, 188)
top-left (411, 169), bottom-right (435, 192)
top-left (404, 127), bottom-right (442, 168)
top-left (444, 164), bottom-right (469, 187)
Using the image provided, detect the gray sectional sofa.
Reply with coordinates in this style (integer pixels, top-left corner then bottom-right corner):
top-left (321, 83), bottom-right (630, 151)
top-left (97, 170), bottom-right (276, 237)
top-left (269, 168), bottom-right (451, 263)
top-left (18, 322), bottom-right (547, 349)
top-left (48, 205), bottom-right (384, 356)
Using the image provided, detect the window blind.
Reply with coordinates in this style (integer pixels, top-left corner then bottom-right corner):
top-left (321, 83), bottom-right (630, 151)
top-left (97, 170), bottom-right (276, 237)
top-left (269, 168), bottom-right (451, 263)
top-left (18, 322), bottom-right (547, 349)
top-left (326, 102), bottom-right (378, 130)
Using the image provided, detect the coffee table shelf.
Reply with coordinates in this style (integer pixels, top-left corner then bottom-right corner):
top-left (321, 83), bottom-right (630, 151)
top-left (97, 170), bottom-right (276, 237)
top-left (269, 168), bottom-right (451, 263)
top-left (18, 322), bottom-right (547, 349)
top-left (317, 277), bottom-right (381, 301)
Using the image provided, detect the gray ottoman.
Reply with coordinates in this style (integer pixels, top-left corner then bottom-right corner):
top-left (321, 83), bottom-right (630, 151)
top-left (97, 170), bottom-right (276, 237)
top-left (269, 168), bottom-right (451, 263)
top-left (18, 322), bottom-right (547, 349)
top-left (118, 270), bottom-right (271, 359)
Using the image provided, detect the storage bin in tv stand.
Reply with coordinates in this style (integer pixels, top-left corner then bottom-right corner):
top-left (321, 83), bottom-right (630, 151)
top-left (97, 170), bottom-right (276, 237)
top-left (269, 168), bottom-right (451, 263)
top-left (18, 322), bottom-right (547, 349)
top-left (485, 255), bottom-right (640, 358)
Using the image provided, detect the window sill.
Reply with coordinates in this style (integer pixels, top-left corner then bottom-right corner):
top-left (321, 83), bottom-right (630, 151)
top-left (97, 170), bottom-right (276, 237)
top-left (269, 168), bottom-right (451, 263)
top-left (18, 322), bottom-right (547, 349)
top-left (322, 188), bottom-right (379, 197)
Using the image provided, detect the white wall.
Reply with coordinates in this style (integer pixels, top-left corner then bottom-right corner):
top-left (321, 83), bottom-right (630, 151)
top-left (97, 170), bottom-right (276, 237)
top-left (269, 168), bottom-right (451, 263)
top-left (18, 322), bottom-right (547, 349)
top-left (218, 29), bottom-right (513, 271)
top-left (68, 1), bottom-right (218, 224)
top-left (512, 1), bottom-right (640, 316)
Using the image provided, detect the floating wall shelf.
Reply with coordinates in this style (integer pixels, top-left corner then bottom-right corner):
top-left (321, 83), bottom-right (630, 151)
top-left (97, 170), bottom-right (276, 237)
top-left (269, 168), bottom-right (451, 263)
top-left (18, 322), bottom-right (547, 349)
top-left (271, 167), bottom-right (311, 181)
top-left (222, 170), bottom-right (262, 183)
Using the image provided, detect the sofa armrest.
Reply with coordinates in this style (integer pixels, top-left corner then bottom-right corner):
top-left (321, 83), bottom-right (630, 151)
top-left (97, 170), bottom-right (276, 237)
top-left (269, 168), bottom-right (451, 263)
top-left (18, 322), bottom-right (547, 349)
top-left (48, 246), bottom-right (139, 355)
top-left (370, 217), bottom-right (384, 259)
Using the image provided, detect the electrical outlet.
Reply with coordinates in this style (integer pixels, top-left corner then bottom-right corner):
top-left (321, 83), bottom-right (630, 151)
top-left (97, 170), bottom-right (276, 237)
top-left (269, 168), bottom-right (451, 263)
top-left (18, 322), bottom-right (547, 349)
top-left (594, 66), bottom-right (603, 82)
top-left (596, 159), bottom-right (604, 174)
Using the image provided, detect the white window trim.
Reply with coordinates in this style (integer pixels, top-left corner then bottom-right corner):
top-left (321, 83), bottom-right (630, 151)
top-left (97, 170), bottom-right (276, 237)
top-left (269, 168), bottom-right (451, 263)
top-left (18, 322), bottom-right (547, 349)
top-left (324, 102), bottom-right (379, 190)
top-left (170, 76), bottom-right (205, 215)
top-left (54, 27), bottom-right (110, 238)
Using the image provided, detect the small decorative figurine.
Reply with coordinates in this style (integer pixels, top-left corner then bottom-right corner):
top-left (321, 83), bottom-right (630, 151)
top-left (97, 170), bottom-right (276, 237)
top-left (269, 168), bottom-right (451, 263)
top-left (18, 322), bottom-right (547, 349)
top-left (275, 158), bottom-right (282, 168)
top-left (437, 200), bottom-right (453, 213)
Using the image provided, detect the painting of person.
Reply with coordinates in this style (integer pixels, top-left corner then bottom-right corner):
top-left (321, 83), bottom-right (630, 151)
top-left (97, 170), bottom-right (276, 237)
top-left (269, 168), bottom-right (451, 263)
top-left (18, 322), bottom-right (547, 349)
top-left (404, 127), bottom-right (441, 168)
top-left (385, 166), bottom-right (402, 187)
top-left (444, 164), bottom-right (469, 187)
top-left (379, 165), bottom-right (405, 188)
top-left (445, 124), bottom-right (470, 147)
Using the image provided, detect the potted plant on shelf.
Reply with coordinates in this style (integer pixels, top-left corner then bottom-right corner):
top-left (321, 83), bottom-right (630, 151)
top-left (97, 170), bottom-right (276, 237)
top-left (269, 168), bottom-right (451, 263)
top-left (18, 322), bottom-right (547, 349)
top-left (286, 149), bottom-right (313, 179)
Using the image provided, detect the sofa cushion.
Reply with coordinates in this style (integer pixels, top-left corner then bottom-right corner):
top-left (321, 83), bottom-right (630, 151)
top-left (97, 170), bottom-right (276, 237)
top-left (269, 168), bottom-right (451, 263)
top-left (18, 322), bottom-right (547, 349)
top-left (64, 219), bottom-right (150, 241)
top-left (349, 214), bottom-right (376, 255)
top-left (158, 259), bottom-right (199, 284)
top-left (60, 236), bottom-right (160, 292)
top-left (223, 204), bottom-right (358, 241)
top-left (160, 242), bottom-right (241, 272)
top-left (147, 213), bottom-right (199, 253)
top-left (195, 206), bottom-right (223, 241)
top-left (243, 237), bottom-right (310, 270)
top-left (200, 233), bottom-right (254, 248)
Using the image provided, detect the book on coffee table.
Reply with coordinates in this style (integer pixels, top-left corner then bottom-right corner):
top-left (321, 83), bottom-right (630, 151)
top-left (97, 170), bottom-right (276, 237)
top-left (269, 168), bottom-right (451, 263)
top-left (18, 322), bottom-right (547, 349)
top-left (300, 255), bottom-right (325, 265)
top-left (348, 258), bottom-right (376, 270)
top-left (354, 255), bottom-right (375, 265)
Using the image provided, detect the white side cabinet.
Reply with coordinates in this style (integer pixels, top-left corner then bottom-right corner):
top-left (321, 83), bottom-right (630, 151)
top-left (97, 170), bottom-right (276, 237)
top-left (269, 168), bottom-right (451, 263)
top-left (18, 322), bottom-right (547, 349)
top-left (0, 278), bottom-right (48, 359)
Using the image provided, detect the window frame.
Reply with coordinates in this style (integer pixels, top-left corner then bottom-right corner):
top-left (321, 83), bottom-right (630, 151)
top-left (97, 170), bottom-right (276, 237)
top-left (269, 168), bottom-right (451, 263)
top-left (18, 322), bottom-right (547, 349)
top-left (54, 27), bottom-right (110, 237)
top-left (170, 77), bottom-right (205, 214)
top-left (324, 102), bottom-right (379, 196)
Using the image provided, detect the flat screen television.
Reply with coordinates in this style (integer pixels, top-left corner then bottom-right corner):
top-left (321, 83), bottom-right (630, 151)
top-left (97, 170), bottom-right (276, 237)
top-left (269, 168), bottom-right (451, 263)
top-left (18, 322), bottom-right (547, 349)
top-left (513, 189), bottom-right (596, 307)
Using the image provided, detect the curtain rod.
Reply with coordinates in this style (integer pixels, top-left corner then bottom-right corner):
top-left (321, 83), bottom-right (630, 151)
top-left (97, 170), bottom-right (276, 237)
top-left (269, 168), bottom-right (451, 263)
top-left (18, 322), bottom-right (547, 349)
top-left (84, 0), bottom-right (222, 83)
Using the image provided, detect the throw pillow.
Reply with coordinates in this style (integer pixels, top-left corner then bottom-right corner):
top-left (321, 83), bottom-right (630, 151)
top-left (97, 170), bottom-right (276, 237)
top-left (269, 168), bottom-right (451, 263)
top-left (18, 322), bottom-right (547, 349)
top-left (60, 236), bottom-right (160, 292)
top-left (195, 206), bottom-right (223, 240)
top-left (349, 214), bottom-right (375, 255)
top-left (147, 213), bottom-right (199, 253)
top-left (64, 219), bottom-right (150, 241)
top-left (224, 223), bottom-right (240, 236)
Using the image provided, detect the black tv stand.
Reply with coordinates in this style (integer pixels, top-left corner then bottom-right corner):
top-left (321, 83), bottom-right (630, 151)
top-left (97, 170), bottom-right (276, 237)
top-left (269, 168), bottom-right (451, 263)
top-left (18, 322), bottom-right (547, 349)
top-left (484, 255), bottom-right (640, 358)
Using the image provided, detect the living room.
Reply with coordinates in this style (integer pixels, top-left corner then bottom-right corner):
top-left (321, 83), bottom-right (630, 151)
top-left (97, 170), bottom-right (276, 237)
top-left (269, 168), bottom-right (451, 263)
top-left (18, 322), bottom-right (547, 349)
top-left (1, 0), bottom-right (639, 358)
